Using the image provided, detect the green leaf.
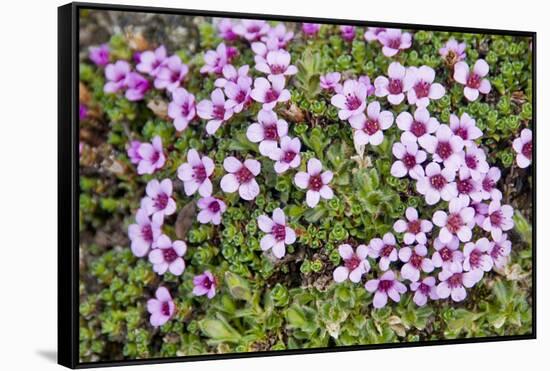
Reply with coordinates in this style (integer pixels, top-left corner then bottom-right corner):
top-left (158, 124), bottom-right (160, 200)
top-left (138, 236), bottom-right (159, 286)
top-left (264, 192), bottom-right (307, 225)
top-left (225, 271), bottom-right (252, 302)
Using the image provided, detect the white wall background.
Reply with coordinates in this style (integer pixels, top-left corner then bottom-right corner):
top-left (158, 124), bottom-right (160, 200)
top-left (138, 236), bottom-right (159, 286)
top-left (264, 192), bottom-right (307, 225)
top-left (0, 0), bottom-right (546, 369)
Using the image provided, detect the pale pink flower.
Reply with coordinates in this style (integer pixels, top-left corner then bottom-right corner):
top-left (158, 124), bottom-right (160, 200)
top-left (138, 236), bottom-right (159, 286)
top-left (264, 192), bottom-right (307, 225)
top-left (89, 43), bottom-right (110, 66)
top-left (224, 75), bottom-right (252, 113)
top-left (262, 23), bottom-right (294, 48)
top-left (390, 141), bottom-right (426, 180)
top-left (410, 276), bottom-right (438, 306)
top-left (480, 167), bottom-right (503, 201)
top-left (378, 28), bottom-right (412, 57)
top-left (333, 244), bottom-right (370, 283)
top-left (364, 27), bottom-right (386, 42)
top-left (416, 162), bottom-right (457, 205)
top-left (463, 238), bottom-right (494, 276)
top-left (147, 287), bottom-right (175, 327)
top-left (396, 107), bottom-right (440, 144)
top-left (246, 109), bottom-right (288, 156)
top-left (459, 145), bottom-right (489, 181)
top-left (432, 197), bottom-right (475, 243)
top-left (348, 101), bottom-right (394, 146)
top-left (197, 197), bottom-right (227, 225)
top-left (340, 25), bottom-right (356, 42)
top-left (419, 124), bottom-right (464, 171)
top-left (216, 19), bottom-right (238, 41)
top-left (320, 72), bottom-right (342, 93)
top-left (255, 50), bottom-right (297, 78)
top-left (374, 62), bottom-right (412, 105)
top-left (449, 113), bottom-right (482, 147)
top-left (439, 38), bottom-right (466, 64)
top-left (197, 88), bottom-right (234, 135)
top-left (251, 39), bottom-right (280, 64)
top-left (482, 200), bottom-right (514, 240)
top-left (331, 79), bottom-right (368, 120)
top-left (220, 157), bottom-right (261, 201)
top-left (455, 167), bottom-right (483, 204)
top-left (137, 136), bottom-right (165, 175)
top-left (154, 55), bottom-right (188, 92)
top-left (250, 75), bottom-right (291, 110)
top-left (393, 207), bottom-right (433, 245)
top-left (104, 60), bottom-right (130, 93)
top-left (436, 264), bottom-right (482, 302)
top-left (454, 59), bottom-right (491, 101)
top-left (168, 87), bottom-right (196, 131)
top-left (214, 64), bottom-right (250, 88)
top-left (399, 244), bottom-right (434, 282)
top-left (124, 72), bottom-right (150, 101)
top-left (141, 179), bottom-right (177, 218)
top-left (149, 235), bottom-right (187, 276)
top-left (431, 236), bottom-right (463, 271)
top-left (137, 45), bottom-right (167, 77)
top-left (234, 20), bottom-right (270, 41)
top-left (293, 158), bottom-right (334, 208)
top-left (367, 233), bottom-right (398, 271)
top-left (268, 136), bottom-right (302, 174)
top-left (512, 128), bottom-right (533, 168)
top-left (365, 271), bottom-right (407, 308)
top-left (127, 140), bottom-right (142, 164)
top-left (489, 234), bottom-right (512, 269)
top-left (128, 209), bottom-right (163, 257)
top-left (471, 201), bottom-right (489, 228)
top-left (403, 66), bottom-right (445, 107)
top-left (358, 75), bottom-right (375, 96)
top-left (257, 208), bottom-right (296, 259)
top-left (177, 149), bottom-right (215, 197)
top-left (193, 271), bottom-right (217, 298)
top-left (200, 43), bottom-right (231, 74)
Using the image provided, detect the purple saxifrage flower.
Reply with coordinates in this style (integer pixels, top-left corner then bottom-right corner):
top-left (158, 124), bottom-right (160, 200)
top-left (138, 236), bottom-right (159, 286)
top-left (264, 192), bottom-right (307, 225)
top-left (410, 276), bottom-right (438, 306)
top-left (420, 124), bottom-right (465, 171)
top-left (490, 234), bottom-right (512, 269)
top-left (455, 167), bottom-right (483, 204)
top-left (127, 140), bottom-right (142, 164)
top-left (147, 286), bottom-right (175, 327)
top-left (224, 75), bottom-right (252, 113)
top-left (320, 72), bottom-right (342, 93)
top-left (141, 179), bottom-right (177, 218)
top-left (214, 64), bottom-right (250, 88)
top-left (149, 235), bottom-right (187, 276)
top-left (340, 25), bottom-right (356, 41)
top-left (436, 264), bottom-right (482, 302)
top-left (432, 197), bottom-right (475, 243)
top-left (250, 75), bottom-right (291, 110)
top-left (431, 236), bottom-right (463, 271)
top-left (268, 136), bottom-right (302, 174)
top-left (390, 141), bottom-right (427, 180)
top-left (200, 43), bottom-right (231, 75)
top-left (257, 208), bottom-right (296, 259)
top-left (471, 201), bottom-right (489, 228)
top-left (463, 237), bottom-right (493, 274)
top-left (480, 167), bottom-right (503, 201)
top-left (439, 38), bottom-right (466, 66)
top-left (333, 244), bottom-right (370, 283)
top-left (104, 60), bottom-right (130, 93)
top-left (365, 271), bottom-right (407, 308)
top-left (177, 149), bottom-right (215, 197)
top-left (220, 156), bottom-right (261, 201)
top-left (368, 232), bottom-right (398, 271)
top-left (197, 197), bottom-right (227, 225)
top-left (482, 200), bottom-right (514, 240)
top-left (255, 50), bottom-right (298, 78)
top-left (246, 109), bottom-right (289, 156)
top-left (449, 112), bottom-right (482, 148)
top-left (348, 101), bottom-right (394, 146)
top-left (154, 55), bottom-right (188, 92)
top-left (378, 28), bottom-right (412, 57)
top-left (193, 271), bottom-right (217, 298)
top-left (302, 23), bottom-right (321, 36)
top-left (293, 158), bottom-right (334, 208)
top-left (398, 244), bottom-right (434, 282)
top-left (263, 23), bottom-right (294, 48)
top-left (454, 59), bottom-right (491, 101)
top-left (364, 27), bottom-right (386, 42)
top-left (168, 87), bottom-right (196, 131)
top-left (216, 19), bottom-right (238, 41)
top-left (397, 107), bottom-right (440, 145)
top-left (137, 45), bottom-right (167, 77)
top-left (512, 128), bottom-right (533, 169)
top-left (124, 72), bottom-right (150, 101)
top-left (459, 146), bottom-right (489, 182)
top-left (234, 20), bottom-right (270, 41)
top-left (89, 43), bottom-right (109, 66)
top-left (416, 162), bottom-right (458, 205)
top-left (374, 62), bottom-right (411, 105)
top-left (404, 66), bottom-right (446, 107)
top-left (197, 88), bottom-right (234, 135)
top-left (330, 79), bottom-right (368, 120)
top-left (128, 208), bottom-right (163, 257)
top-left (393, 207), bottom-right (433, 245)
top-left (137, 136), bottom-right (165, 175)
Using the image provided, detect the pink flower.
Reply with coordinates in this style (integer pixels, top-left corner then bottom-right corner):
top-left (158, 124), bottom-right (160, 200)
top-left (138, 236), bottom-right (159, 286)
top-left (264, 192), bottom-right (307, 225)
top-left (136, 45), bottom-right (167, 77)
top-left (453, 59), bottom-right (491, 101)
top-left (293, 158), bottom-right (334, 208)
top-left (214, 64), bottom-right (250, 88)
top-left (364, 27), bottom-right (386, 42)
top-left (257, 208), bottom-right (296, 259)
top-left (471, 201), bottom-right (489, 228)
top-left (268, 136), bottom-right (302, 174)
top-left (154, 55), bottom-right (188, 92)
top-left (224, 75), bottom-right (252, 113)
top-left (455, 167), bottom-right (483, 203)
top-left (124, 72), bottom-right (150, 101)
top-left (489, 234), bottom-right (512, 269)
top-left (449, 113), bottom-right (482, 147)
top-left (89, 43), bottom-right (109, 66)
top-left (420, 124), bottom-right (464, 171)
top-left (433, 197), bottom-right (475, 243)
top-left (262, 24), bottom-right (294, 48)
top-left (302, 23), bottom-right (321, 36)
top-left (320, 72), bottom-right (342, 93)
top-left (340, 25), bottom-right (356, 41)
top-left (141, 179), bottom-right (177, 218)
top-left (431, 236), bottom-right (463, 271)
top-left (393, 207), bottom-right (433, 245)
top-left (439, 38), bottom-right (466, 64)
top-left (410, 276), bottom-right (438, 306)
top-left (330, 79), bottom-right (368, 120)
top-left (404, 66), bottom-right (445, 107)
top-left (246, 109), bottom-right (288, 156)
top-left (234, 20), bottom-right (270, 41)
top-left (416, 162), bottom-right (457, 205)
top-left (512, 128), bottom-right (533, 168)
top-left (396, 107), bottom-right (440, 144)
top-left (148, 235), bottom-right (187, 276)
top-left (374, 62), bottom-right (412, 105)
top-left (367, 232), bottom-right (398, 271)
top-left (365, 271), bottom-right (407, 308)
top-left (127, 140), bottom-right (142, 164)
top-left (216, 19), bottom-right (238, 41)
top-left (463, 237), bottom-right (493, 274)
top-left (193, 271), bottom-right (217, 298)
top-left (137, 136), bottom-right (165, 175)
top-left (480, 167), bottom-right (503, 201)
top-left (147, 287), bottom-right (175, 327)
top-left (378, 28), bottom-right (412, 57)
top-left (459, 146), bottom-right (489, 181)
top-left (200, 43), bottom-right (231, 74)
top-left (482, 200), bottom-right (514, 240)
top-left (255, 50), bottom-right (297, 78)
top-left (168, 88), bottom-right (196, 131)
top-left (177, 149), bottom-right (215, 197)
top-left (128, 209), bottom-right (163, 257)
top-left (436, 265), bottom-right (481, 302)
top-left (104, 60), bottom-right (130, 93)
top-left (220, 157), bottom-right (261, 201)
top-left (197, 88), bottom-right (234, 135)
top-left (197, 197), bottom-right (227, 225)
top-left (250, 75), bottom-right (291, 110)
top-left (391, 141), bottom-right (427, 180)
top-left (333, 244), bottom-right (370, 283)
top-left (399, 244), bottom-right (434, 282)
top-left (358, 75), bottom-right (376, 96)
top-left (251, 39), bottom-right (279, 64)
top-left (348, 101), bottom-right (394, 146)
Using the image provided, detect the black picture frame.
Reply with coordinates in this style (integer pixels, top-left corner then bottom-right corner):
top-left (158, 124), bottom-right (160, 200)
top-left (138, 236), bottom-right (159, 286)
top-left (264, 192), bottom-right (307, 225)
top-left (58, 2), bottom-right (537, 369)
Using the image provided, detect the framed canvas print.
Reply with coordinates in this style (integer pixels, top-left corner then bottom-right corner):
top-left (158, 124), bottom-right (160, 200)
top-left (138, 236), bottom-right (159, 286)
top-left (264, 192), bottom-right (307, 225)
top-left (58, 2), bottom-right (536, 368)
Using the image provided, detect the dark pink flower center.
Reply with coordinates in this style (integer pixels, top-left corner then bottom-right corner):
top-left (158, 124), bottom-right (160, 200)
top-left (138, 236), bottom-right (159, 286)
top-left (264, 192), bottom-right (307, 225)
top-left (407, 219), bottom-right (421, 234)
top-left (414, 81), bottom-right (431, 98)
top-left (378, 279), bottom-right (394, 292)
top-left (410, 253), bottom-right (423, 269)
top-left (410, 121), bottom-right (427, 137)
top-left (418, 282), bottom-right (431, 295)
top-left (154, 193), bottom-right (169, 210)
top-left (388, 78), bottom-right (403, 94)
top-left (170, 71), bottom-right (181, 83)
top-left (234, 89), bottom-right (247, 103)
top-left (439, 247), bottom-right (453, 262)
top-left (380, 245), bottom-right (395, 257)
top-left (201, 276), bottom-right (214, 289)
top-left (388, 38), bottom-right (401, 49)
top-left (263, 125), bottom-right (279, 140)
top-left (345, 94), bottom-right (362, 110)
top-left (469, 249), bottom-right (482, 268)
top-left (270, 64), bottom-right (286, 74)
top-left (465, 154), bottom-right (478, 169)
top-left (272, 224), bottom-right (286, 241)
top-left (446, 213), bottom-right (463, 233)
top-left (363, 119), bottom-right (380, 135)
top-left (435, 141), bottom-right (453, 160)
top-left (522, 141), bottom-right (532, 159)
top-left (161, 302), bottom-right (171, 316)
top-left (454, 126), bottom-right (469, 140)
top-left (208, 200), bottom-right (221, 213)
top-left (213, 105), bottom-right (225, 120)
top-left (489, 210), bottom-right (502, 227)
top-left (429, 174), bottom-right (446, 190)
top-left (345, 255), bottom-right (361, 271)
top-left (150, 150), bottom-right (161, 164)
top-left (447, 273), bottom-right (463, 288)
top-left (264, 88), bottom-right (279, 103)
top-left (163, 247), bottom-right (179, 263)
top-left (457, 178), bottom-right (474, 195)
top-left (490, 244), bottom-right (504, 259)
top-left (283, 150), bottom-right (297, 163)
top-left (236, 166), bottom-right (254, 184)
top-left (141, 224), bottom-right (153, 242)
top-left (466, 73), bottom-right (481, 89)
top-left (193, 165), bottom-right (207, 183)
top-left (180, 102), bottom-right (191, 116)
top-left (482, 177), bottom-right (495, 192)
top-left (308, 174), bottom-right (323, 191)
top-left (403, 153), bottom-right (417, 169)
